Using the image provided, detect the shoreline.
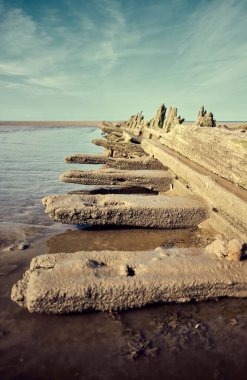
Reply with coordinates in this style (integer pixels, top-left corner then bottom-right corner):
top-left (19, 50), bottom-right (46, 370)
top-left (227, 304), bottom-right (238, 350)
top-left (0, 121), bottom-right (102, 127)
top-left (0, 121), bottom-right (246, 131)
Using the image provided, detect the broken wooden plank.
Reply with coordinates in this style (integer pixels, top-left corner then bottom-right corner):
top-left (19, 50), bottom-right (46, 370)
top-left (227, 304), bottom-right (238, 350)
top-left (42, 193), bottom-right (208, 228)
top-left (11, 244), bottom-right (247, 314)
top-left (92, 139), bottom-right (146, 158)
top-left (65, 154), bottom-right (166, 170)
top-left (60, 168), bottom-right (173, 191)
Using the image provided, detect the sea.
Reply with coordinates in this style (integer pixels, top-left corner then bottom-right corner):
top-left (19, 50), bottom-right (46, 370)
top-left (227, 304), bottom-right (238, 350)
top-left (0, 125), bottom-right (102, 225)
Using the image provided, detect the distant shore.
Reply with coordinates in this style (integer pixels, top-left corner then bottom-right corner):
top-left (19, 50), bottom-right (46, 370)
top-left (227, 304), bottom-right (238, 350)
top-left (0, 121), bottom-right (103, 127)
top-left (0, 120), bottom-right (246, 128)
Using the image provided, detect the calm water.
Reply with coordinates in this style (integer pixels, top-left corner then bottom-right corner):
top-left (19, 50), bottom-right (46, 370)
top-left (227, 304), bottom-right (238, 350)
top-left (0, 126), bottom-right (102, 225)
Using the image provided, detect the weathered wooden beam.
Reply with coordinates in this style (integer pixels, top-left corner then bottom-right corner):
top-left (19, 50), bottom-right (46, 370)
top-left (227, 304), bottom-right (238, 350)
top-left (92, 139), bottom-right (146, 158)
top-left (65, 154), bottom-right (166, 170)
top-left (11, 242), bottom-right (247, 314)
top-left (42, 193), bottom-right (208, 228)
top-left (60, 168), bottom-right (173, 191)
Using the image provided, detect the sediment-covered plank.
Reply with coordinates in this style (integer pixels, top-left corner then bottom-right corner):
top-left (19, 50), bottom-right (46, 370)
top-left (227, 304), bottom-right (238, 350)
top-left (65, 154), bottom-right (166, 170)
top-left (42, 193), bottom-right (208, 228)
top-left (92, 139), bottom-right (146, 158)
top-left (11, 246), bottom-right (247, 314)
top-left (60, 168), bottom-right (173, 191)
top-left (65, 154), bottom-right (108, 165)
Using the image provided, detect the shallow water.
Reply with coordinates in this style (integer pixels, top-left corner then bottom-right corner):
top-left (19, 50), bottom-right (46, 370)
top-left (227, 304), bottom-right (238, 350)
top-left (0, 125), bottom-right (102, 225)
top-left (0, 126), bottom-right (247, 380)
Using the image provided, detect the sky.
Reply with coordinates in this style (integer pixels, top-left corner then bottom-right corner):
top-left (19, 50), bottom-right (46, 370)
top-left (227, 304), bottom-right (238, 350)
top-left (0, 0), bottom-right (246, 121)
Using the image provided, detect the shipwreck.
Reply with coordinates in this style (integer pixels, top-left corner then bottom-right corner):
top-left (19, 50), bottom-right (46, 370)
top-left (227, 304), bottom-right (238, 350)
top-left (11, 103), bottom-right (247, 313)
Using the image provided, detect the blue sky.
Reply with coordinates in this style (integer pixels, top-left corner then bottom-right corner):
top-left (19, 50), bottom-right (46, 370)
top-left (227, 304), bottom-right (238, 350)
top-left (0, 0), bottom-right (246, 121)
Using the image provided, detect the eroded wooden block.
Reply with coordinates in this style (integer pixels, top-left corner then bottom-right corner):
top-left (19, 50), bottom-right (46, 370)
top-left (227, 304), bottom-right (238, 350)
top-left (11, 247), bottom-right (247, 314)
top-left (42, 193), bottom-right (208, 228)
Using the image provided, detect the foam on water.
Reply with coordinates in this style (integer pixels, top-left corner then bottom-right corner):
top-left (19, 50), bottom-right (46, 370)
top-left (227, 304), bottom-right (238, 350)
top-left (0, 125), bottom-right (102, 225)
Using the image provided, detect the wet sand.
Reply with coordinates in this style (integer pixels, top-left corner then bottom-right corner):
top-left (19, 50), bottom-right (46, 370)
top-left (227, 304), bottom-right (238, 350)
top-left (1, 228), bottom-right (247, 380)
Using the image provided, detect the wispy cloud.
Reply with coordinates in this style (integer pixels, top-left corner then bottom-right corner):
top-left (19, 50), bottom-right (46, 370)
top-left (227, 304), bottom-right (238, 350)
top-left (0, 62), bottom-right (28, 76)
top-left (175, 0), bottom-right (247, 80)
top-left (0, 0), bottom-right (142, 92)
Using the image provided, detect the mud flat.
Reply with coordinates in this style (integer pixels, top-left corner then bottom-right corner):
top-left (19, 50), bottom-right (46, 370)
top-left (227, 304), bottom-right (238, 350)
top-left (11, 245), bottom-right (247, 314)
top-left (42, 193), bottom-right (208, 228)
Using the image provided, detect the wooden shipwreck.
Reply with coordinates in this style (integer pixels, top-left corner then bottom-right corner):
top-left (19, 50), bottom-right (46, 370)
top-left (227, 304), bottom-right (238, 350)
top-left (11, 102), bottom-right (247, 313)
